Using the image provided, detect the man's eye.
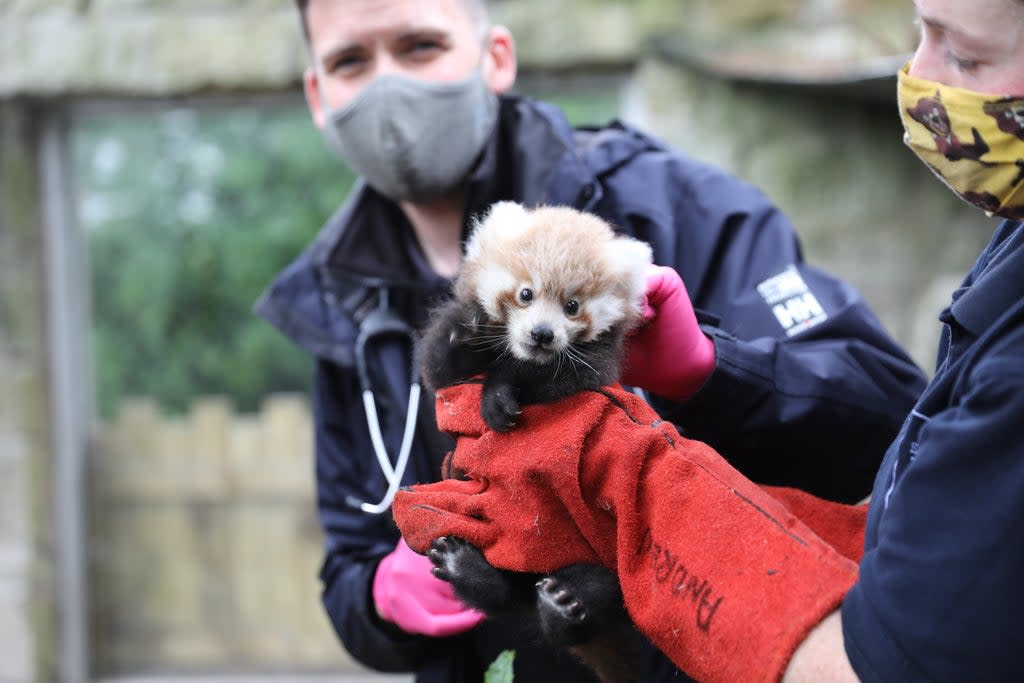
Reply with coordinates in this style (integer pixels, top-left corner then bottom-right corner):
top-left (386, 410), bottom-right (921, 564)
top-left (945, 50), bottom-right (980, 72)
top-left (327, 54), bottom-right (366, 74)
top-left (405, 41), bottom-right (443, 60)
top-left (411, 40), bottom-right (442, 52)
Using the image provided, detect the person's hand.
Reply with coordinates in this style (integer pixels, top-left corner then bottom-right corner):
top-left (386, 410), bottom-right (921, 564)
top-left (393, 383), bottom-right (863, 683)
top-left (621, 265), bottom-right (716, 402)
top-left (372, 538), bottom-right (485, 637)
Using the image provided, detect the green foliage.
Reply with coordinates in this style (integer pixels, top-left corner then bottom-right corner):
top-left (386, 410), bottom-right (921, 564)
top-left (484, 650), bottom-right (516, 683)
top-left (76, 102), bottom-right (353, 416)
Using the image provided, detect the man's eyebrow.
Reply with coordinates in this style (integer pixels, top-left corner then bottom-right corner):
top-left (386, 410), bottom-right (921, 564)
top-left (318, 43), bottom-right (359, 67)
top-left (393, 26), bottom-right (452, 44)
top-left (316, 26), bottom-right (450, 64)
top-left (917, 13), bottom-right (988, 47)
top-left (919, 15), bottom-right (953, 34)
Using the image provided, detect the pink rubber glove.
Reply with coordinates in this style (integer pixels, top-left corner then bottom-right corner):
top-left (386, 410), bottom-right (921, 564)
top-left (621, 265), bottom-right (716, 402)
top-left (372, 538), bottom-right (485, 637)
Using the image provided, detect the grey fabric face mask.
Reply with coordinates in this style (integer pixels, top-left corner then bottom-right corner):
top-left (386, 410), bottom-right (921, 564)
top-left (321, 70), bottom-right (499, 204)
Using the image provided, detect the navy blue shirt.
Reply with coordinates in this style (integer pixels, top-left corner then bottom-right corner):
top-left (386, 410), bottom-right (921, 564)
top-left (843, 220), bottom-right (1024, 682)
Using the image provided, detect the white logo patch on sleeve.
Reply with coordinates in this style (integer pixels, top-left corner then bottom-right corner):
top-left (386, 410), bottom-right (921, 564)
top-left (756, 266), bottom-right (828, 337)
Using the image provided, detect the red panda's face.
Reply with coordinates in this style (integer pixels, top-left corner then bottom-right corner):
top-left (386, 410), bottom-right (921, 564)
top-left (498, 278), bottom-right (607, 363)
top-left (458, 202), bottom-right (653, 365)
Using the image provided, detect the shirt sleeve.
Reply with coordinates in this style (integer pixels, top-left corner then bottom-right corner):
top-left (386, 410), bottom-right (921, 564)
top-left (842, 363), bottom-right (1024, 682)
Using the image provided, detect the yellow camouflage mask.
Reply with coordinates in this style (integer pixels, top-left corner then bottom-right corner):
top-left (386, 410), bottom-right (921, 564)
top-left (898, 63), bottom-right (1024, 220)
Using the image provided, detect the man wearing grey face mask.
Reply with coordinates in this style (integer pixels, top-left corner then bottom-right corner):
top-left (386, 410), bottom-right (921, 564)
top-left (255, 1), bottom-right (927, 682)
top-left (301, 0), bottom-right (512, 280)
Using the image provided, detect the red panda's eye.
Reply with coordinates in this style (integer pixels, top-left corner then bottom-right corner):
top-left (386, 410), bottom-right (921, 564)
top-left (519, 288), bottom-right (534, 304)
top-left (564, 299), bottom-right (580, 316)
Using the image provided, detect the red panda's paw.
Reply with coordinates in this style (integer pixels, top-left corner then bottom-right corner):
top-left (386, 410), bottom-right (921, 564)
top-left (481, 383), bottom-right (521, 432)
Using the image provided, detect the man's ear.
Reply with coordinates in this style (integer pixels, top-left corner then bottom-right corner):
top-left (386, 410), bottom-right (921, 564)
top-left (303, 67), bottom-right (326, 129)
top-left (482, 25), bottom-right (517, 94)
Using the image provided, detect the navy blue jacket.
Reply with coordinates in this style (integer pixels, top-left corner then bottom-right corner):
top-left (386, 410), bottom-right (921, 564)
top-left (843, 219), bottom-right (1024, 682)
top-left (256, 95), bottom-right (926, 682)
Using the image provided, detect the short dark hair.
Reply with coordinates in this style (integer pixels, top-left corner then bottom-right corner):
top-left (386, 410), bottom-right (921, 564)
top-left (294, 0), bottom-right (311, 40)
top-left (294, 0), bottom-right (490, 43)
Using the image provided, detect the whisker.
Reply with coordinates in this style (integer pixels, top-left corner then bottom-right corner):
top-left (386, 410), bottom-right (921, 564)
top-left (471, 341), bottom-right (507, 353)
top-left (552, 350), bottom-right (564, 379)
top-left (566, 345), bottom-right (599, 376)
top-left (464, 332), bottom-right (509, 346)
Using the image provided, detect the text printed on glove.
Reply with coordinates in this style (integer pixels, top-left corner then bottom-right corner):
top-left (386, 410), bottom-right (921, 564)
top-left (639, 529), bottom-right (724, 633)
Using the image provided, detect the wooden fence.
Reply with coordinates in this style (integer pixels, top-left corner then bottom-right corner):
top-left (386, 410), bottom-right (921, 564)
top-left (89, 394), bottom-right (358, 675)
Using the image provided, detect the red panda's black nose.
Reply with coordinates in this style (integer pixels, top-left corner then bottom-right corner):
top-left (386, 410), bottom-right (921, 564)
top-left (531, 326), bottom-right (555, 345)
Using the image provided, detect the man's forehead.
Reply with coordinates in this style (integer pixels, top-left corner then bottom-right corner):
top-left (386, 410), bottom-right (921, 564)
top-left (306, 0), bottom-right (472, 46)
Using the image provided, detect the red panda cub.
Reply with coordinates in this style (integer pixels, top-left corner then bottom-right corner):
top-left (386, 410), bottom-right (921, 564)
top-left (417, 201), bottom-right (653, 683)
top-left (419, 200), bottom-right (652, 431)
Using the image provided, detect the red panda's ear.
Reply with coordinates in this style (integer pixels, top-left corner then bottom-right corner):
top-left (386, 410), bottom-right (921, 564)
top-left (465, 201), bottom-right (530, 263)
top-left (482, 201), bottom-right (529, 231)
top-left (608, 236), bottom-right (653, 303)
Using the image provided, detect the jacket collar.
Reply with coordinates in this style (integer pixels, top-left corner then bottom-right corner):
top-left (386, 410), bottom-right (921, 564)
top-left (950, 220), bottom-right (1024, 337)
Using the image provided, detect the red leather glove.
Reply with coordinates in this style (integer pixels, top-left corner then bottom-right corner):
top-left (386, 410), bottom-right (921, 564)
top-left (372, 538), bottom-right (485, 637)
top-left (621, 265), bottom-right (716, 402)
top-left (393, 383), bottom-right (864, 683)
top-left (760, 485), bottom-right (867, 564)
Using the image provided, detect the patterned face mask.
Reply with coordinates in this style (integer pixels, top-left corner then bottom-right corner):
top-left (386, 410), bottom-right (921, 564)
top-left (898, 63), bottom-right (1024, 220)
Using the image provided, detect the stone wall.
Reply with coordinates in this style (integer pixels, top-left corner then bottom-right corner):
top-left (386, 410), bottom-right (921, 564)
top-left (0, 0), bottom-right (916, 98)
top-left (0, 101), bottom-right (55, 683)
top-left (0, 0), bottom-right (664, 97)
top-left (0, 1), bottom-right (305, 97)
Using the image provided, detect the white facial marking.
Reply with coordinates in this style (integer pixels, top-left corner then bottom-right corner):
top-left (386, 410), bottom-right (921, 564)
top-left (475, 266), bottom-right (517, 320)
top-left (585, 292), bottom-right (624, 340)
top-left (507, 299), bottom-right (569, 361)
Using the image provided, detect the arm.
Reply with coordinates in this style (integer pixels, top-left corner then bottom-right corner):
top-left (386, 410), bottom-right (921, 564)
top-left (788, 365), bottom-right (1024, 682)
top-left (784, 612), bottom-right (860, 683)
top-left (608, 153), bottom-right (927, 501)
top-left (840, 365), bottom-right (1024, 681)
top-left (393, 384), bottom-right (865, 683)
top-left (393, 309), bottom-right (1024, 682)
